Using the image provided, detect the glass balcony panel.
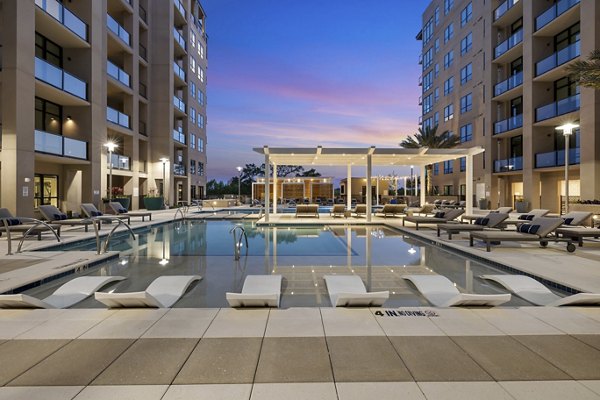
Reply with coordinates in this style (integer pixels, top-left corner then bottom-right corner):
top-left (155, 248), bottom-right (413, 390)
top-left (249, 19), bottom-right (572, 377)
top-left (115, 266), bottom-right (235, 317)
top-left (535, 0), bottom-right (580, 31)
top-left (139, 5), bottom-right (147, 23)
top-left (173, 129), bottom-right (186, 144)
top-left (494, 71), bottom-right (523, 97)
top-left (107, 14), bottom-right (131, 46)
top-left (494, 156), bottom-right (523, 173)
top-left (494, 29), bottom-right (523, 59)
top-left (494, 0), bottom-right (519, 21)
top-left (107, 61), bottom-right (130, 87)
top-left (35, 57), bottom-right (87, 100)
top-left (173, 28), bottom-right (186, 50)
top-left (535, 148), bottom-right (580, 168)
top-left (493, 114), bottom-right (523, 135)
top-left (63, 137), bottom-right (87, 159)
top-left (107, 107), bottom-right (130, 129)
top-left (535, 94), bottom-right (580, 122)
top-left (35, 129), bottom-right (63, 156)
top-left (536, 41), bottom-right (580, 76)
top-left (35, 0), bottom-right (87, 41)
top-left (174, 0), bottom-right (185, 17)
top-left (173, 96), bottom-right (186, 113)
top-left (107, 153), bottom-right (131, 170)
top-left (173, 62), bottom-right (186, 80)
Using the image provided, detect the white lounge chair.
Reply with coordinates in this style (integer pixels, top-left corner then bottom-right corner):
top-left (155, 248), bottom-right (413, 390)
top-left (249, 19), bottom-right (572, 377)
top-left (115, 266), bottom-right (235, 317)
top-left (480, 275), bottom-right (600, 306)
top-left (226, 275), bottom-right (282, 307)
top-left (402, 275), bottom-right (511, 307)
top-left (94, 275), bottom-right (202, 308)
top-left (323, 275), bottom-right (389, 307)
top-left (0, 276), bottom-right (126, 309)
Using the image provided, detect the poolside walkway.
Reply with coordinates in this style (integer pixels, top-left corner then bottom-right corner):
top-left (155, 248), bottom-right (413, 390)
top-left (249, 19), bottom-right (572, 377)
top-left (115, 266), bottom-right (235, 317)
top-left (1, 306), bottom-right (600, 399)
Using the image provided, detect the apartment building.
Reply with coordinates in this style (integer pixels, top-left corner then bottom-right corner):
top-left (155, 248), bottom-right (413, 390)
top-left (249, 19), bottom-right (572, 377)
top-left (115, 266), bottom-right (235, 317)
top-left (0, 0), bottom-right (208, 217)
top-left (419, 0), bottom-right (600, 213)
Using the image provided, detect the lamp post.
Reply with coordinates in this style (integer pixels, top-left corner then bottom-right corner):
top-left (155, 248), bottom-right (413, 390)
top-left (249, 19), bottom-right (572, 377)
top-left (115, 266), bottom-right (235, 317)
top-left (160, 157), bottom-right (169, 207)
top-left (236, 166), bottom-right (242, 205)
top-left (556, 123), bottom-right (579, 214)
top-left (104, 142), bottom-right (118, 202)
top-left (410, 165), bottom-right (414, 196)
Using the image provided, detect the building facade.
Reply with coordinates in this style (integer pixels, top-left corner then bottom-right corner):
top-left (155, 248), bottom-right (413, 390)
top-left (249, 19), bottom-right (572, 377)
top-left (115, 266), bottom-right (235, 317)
top-left (0, 0), bottom-right (208, 217)
top-left (419, 0), bottom-right (600, 212)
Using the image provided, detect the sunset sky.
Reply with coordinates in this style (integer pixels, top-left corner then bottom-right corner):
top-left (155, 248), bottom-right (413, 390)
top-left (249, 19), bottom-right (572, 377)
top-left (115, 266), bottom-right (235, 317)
top-left (202, 0), bottom-right (429, 182)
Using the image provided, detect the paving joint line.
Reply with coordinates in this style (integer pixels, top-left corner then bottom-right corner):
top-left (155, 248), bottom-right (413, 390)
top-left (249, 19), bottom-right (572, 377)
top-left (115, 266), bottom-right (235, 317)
top-left (318, 307), bottom-right (341, 400)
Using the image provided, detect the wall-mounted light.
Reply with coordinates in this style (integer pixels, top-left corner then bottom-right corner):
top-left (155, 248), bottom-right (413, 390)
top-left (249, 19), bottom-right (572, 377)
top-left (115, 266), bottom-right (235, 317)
top-left (66, 116), bottom-right (72, 121)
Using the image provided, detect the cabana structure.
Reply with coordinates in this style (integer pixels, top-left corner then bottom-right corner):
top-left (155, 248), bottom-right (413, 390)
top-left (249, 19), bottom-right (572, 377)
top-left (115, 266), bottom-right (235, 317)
top-left (253, 146), bottom-right (485, 222)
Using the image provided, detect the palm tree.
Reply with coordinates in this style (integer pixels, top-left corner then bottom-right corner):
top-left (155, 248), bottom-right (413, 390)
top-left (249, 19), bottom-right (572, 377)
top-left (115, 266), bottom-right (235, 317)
top-left (399, 125), bottom-right (461, 195)
top-left (567, 50), bottom-right (600, 90)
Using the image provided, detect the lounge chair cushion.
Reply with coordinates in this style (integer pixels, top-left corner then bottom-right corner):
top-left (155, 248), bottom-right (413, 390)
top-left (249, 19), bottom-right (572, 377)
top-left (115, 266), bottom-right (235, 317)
top-left (4, 218), bottom-right (22, 226)
top-left (90, 211), bottom-right (103, 217)
top-left (563, 218), bottom-right (574, 225)
top-left (519, 214), bottom-right (534, 221)
top-left (118, 207), bottom-right (127, 213)
top-left (54, 213), bottom-right (68, 220)
top-left (517, 224), bottom-right (540, 234)
top-left (474, 217), bottom-right (489, 226)
top-left (434, 211), bottom-right (446, 218)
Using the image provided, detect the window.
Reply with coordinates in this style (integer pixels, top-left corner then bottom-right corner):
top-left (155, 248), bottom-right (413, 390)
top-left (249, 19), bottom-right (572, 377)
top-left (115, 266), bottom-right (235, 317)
top-left (444, 104), bottom-right (454, 121)
top-left (460, 32), bottom-right (472, 55)
top-left (434, 88), bottom-right (439, 103)
top-left (444, 23), bottom-right (454, 43)
top-left (460, 157), bottom-right (466, 172)
top-left (190, 160), bottom-right (196, 175)
top-left (433, 163), bottom-right (439, 175)
top-left (444, 77), bottom-right (454, 95)
top-left (199, 44), bottom-right (205, 59)
top-left (198, 138), bottom-right (204, 152)
top-left (423, 47), bottom-right (434, 69)
top-left (444, 50), bottom-right (454, 69)
top-left (190, 57), bottom-right (196, 73)
top-left (434, 63), bottom-right (440, 78)
top-left (444, 0), bottom-right (454, 15)
top-left (198, 67), bottom-right (204, 82)
top-left (461, 2), bottom-right (472, 27)
top-left (443, 160), bottom-right (453, 174)
top-left (190, 133), bottom-right (196, 149)
top-left (423, 70), bottom-right (433, 92)
top-left (34, 174), bottom-right (59, 209)
top-left (460, 123), bottom-right (473, 142)
top-left (198, 90), bottom-right (205, 105)
top-left (443, 185), bottom-right (453, 195)
top-left (190, 107), bottom-right (196, 124)
top-left (35, 33), bottom-right (62, 68)
top-left (423, 94), bottom-right (433, 114)
top-left (198, 162), bottom-right (204, 176)
top-left (423, 18), bottom-right (434, 44)
top-left (460, 93), bottom-right (472, 113)
top-left (434, 112), bottom-right (439, 126)
top-left (423, 117), bottom-right (433, 130)
top-left (434, 7), bottom-right (440, 25)
top-left (460, 63), bottom-right (472, 85)
top-left (190, 82), bottom-right (196, 98)
top-left (190, 31), bottom-right (196, 48)
top-left (35, 97), bottom-right (62, 134)
top-left (198, 114), bottom-right (205, 128)
top-left (434, 38), bottom-right (440, 53)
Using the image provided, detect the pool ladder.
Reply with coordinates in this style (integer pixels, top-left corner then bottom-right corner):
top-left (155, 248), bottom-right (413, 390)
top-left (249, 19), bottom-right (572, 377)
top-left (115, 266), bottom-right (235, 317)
top-left (91, 216), bottom-right (136, 254)
top-left (230, 226), bottom-right (249, 260)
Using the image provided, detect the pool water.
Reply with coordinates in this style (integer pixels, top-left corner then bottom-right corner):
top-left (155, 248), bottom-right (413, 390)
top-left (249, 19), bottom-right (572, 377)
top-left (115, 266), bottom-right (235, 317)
top-left (27, 220), bottom-right (538, 308)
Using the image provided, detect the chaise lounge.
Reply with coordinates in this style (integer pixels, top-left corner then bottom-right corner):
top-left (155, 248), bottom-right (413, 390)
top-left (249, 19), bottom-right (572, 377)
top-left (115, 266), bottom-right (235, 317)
top-left (226, 275), bottom-right (283, 307)
top-left (330, 204), bottom-right (346, 218)
top-left (0, 208), bottom-right (61, 240)
top-left (353, 204), bottom-right (367, 217)
top-left (461, 207), bottom-right (513, 223)
top-left (402, 208), bottom-right (465, 230)
top-left (377, 204), bottom-right (407, 218)
top-left (437, 212), bottom-right (509, 239)
top-left (503, 209), bottom-right (550, 227)
top-left (106, 202), bottom-right (153, 222)
top-left (39, 205), bottom-right (98, 233)
top-left (324, 275), bottom-right (389, 307)
top-left (295, 204), bottom-right (319, 218)
top-left (81, 203), bottom-right (131, 224)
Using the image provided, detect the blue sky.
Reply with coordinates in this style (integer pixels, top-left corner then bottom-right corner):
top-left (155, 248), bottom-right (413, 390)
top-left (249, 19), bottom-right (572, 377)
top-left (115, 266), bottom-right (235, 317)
top-left (202, 0), bottom-right (429, 181)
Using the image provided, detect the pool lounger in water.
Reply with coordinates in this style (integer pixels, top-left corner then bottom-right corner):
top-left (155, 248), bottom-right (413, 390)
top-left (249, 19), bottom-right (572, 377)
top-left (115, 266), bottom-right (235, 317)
top-left (402, 275), bottom-right (511, 307)
top-left (226, 275), bottom-right (282, 307)
top-left (324, 275), bottom-right (389, 307)
top-left (480, 275), bottom-right (600, 306)
top-left (0, 276), bottom-right (126, 309)
top-left (95, 275), bottom-right (202, 308)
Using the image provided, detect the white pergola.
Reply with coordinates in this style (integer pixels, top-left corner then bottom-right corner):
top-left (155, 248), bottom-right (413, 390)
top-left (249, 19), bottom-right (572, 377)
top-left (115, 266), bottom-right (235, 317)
top-left (253, 146), bottom-right (485, 222)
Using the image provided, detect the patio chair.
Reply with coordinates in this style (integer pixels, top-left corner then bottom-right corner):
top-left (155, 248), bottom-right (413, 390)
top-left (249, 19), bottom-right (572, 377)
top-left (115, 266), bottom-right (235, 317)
top-left (323, 275), bottom-right (389, 307)
top-left (0, 276), bottom-right (126, 309)
top-left (226, 275), bottom-right (282, 307)
top-left (39, 205), bottom-right (98, 232)
top-left (559, 211), bottom-right (593, 227)
top-left (402, 275), bottom-right (511, 307)
top-left (106, 202), bottom-right (152, 222)
top-left (377, 204), bottom-right (407, 218)
top-left (353, 204), bottom-right (367, 217)
top-left (330, 204), bottom-right (346, 218)
top-left (295, 204), bottom-right (319, 218)
top-left (402, 208), bottom-right (465, 230)
top-left (481, 275), bottom-right (600, 306)
top-left (0, 208), bottom-right (61, 240)
top-left (469, 217), bottom-right (576, 252)
top-left (556, 226), bottom-right (600, 247)
top-left (437, 212), bottom-right (509, 239)
top-left (503, 209), bottom-right (550, 227)
top-left (81, 203), bottom-right (130, 224)
top-left (406, 203), bottom-right (436, 216)
top-left (461, 206), bottom-right (513, 223)
top-left (94, 275), bottom-right (202, 308)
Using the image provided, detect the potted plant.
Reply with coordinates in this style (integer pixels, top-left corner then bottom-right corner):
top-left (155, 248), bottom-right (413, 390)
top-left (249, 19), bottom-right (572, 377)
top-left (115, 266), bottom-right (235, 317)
top-left (515, 199), bottom-right (529, 213)
top-left (110, 187), bottom-right (131, 210)
top-left (478, 198), bottom-right (488, 210)
top-left (143, 189), bottom-right (164, 210)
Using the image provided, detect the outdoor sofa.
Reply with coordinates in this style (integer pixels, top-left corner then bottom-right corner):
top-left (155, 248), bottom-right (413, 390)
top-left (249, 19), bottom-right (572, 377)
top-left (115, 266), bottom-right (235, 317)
top-left (295, 204), bottom-right (319, 218)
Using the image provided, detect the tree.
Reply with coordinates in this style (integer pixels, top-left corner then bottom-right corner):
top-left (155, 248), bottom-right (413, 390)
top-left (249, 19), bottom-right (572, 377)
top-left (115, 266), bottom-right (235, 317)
top-left (567, 50), bottom-right (600, 90)
top-left (399, 125), bottom-right (460, 195)
top-left (297, 168), bottom-right (321, 177)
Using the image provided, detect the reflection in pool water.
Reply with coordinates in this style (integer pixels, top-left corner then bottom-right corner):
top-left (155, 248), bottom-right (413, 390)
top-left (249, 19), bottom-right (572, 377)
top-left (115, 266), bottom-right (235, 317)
top-left (28, 220), bottom-right (538, 308)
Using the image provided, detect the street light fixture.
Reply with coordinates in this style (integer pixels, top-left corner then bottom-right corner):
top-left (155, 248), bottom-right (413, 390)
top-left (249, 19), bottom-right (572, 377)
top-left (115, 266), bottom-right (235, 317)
top-left (556, 123), bottom-right (579, 214)
top-left (236, 166), bottom-right (243, 205)
top-left (160, 157), bottom-right (169, 207)
top-left (104, 141), bottom-right (118, 202)
top-left (410, 165), bottom-right (414, 197)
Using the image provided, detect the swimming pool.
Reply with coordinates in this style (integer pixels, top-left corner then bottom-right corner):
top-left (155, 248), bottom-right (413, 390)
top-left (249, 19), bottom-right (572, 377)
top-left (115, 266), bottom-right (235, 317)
top-left (26, 220), bottom-right (542, 308)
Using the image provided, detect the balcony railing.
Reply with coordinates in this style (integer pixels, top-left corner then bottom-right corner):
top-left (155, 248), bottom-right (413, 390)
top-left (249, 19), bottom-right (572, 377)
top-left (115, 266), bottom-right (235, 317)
top-left (107, 60), bottom-right (130, 87)
top-left (494, 114), bottom-right (523, 135)
top-left (139, 120), bottom-right (147, 136)
top-left (107, 14), bottom-right (131, 46)
top-left (494, 0), bottom-right (520, 22)
top-left (139, 4), bottom-right (147, 23)
top-left (139, 82), bottom-right (147, 98)
top-left (535, 41), bottom-right (580, 76)
top-left (35, 129), bottom-right (87, 160)
top-left (174, 0), bottom-right (185, 18)
top-left (139, 43), bottom-right (147, 61)
top-left (35, 57), bottom-right (87, 100)
top-left (494, 156), bottom-right (523, 173)
top-left (494, 71), bottom-right (523, 97)
top-left (107, 106), bottom-right (130, 129)
top-left (139, 161), bottom-right (147, 173)
top-left (535, 148), bottom-right (580, 168)
top-left (107, 153), bottom-right (131, 171)
top-left (173, 28), bottom-right (186, 50)
top-left (535, 93), bottom-right (580, 122)
top-left (494, 29), bottom-right (523, 59)
top-left (174, 163), bottom-right (186, 176)
top-left (173, 96), bottom-right (186, 113)
top-left (173, 62), bottom-right (186, 81)
top-left (35, 0), bottom-right (88, 42)
top-left (536, 0), bottom-right (580, 31)
top-left (173, 129), bottom-right (186, 144)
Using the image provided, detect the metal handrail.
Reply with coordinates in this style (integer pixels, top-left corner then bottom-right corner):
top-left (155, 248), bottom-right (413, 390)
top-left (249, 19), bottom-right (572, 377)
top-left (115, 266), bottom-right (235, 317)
top-left (174, 207), bottom-right (185, 220)
top-left (89, 216), bottom-right (136, 254)
top-left (1, 217), bottom-right (61, 255)
top-left (229, 225), bottom-right (249, 260)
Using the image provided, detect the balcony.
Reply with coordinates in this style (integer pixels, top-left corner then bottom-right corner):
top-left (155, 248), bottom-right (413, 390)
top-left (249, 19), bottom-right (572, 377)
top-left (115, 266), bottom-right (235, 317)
top-left (139, 43), bottom-right (147, 61)
top-left (494, 0), bottom-right (519, 22)
top-left (139, 4), bottom-right (148, 24)
top-left (494, 114), bottom-right (523, 135)
top-left (535, 148), bottom-right (580, 168)
top-left (139, 120), bottom-right (147, 136)
top-left (35, 130), bottom-right (87, 160)
top-left (107, 60), bottom-right (130, 87)
top-left (536, 0), bottom-right (580, 32)
top-left (535, 41), bottom-right (580, 77)
top-left (173, 96), bottom-right (186, 114)
top-left (173, 129), bottom-right (186, 144)
top-left (35, 0), bottom-right (88, 44)
top-left (494, 156), bottom-right (523, 173)
top-left (174, 0), bottom-right (186, 18)
top-left (107, 153), bottom-right (131, 171)
top-left (173, 62), bottom-right (186, 81)
top-left (173, 28), bottom-right (186, 51)
top-left (107, 106), bottom-right (131, 129)
top-left (107, 14), bottom-right (131, 46)
top-left (494, 71), bottom-right (523, 98)
top-left (35, 57), bottom-right (88, 102)
top-left (535, 94), bottom-right (580, 123)
top-left (139, 82), bottom-right (147, 98)
top-left (494, 29), bottom-right (523, 60)
top-left (174, 163), bottom-right (186, 176)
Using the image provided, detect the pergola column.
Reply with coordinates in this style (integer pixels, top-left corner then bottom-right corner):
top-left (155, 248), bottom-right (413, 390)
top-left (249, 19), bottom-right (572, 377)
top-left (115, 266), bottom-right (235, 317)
top-left (347, 164), bottom-right (352, 210)
top-left (366, 154), bottom-right (372, 222)
top-left (376, 178), bottom-right (380, 206)
top-left (420, 166), bottom-right (426, 206)
top-left (466, 154), bottom-right (473, 215)
top-left (272, 163), bottom-right (277, 215)
top-left (264, 149), bottom-right (270, 222)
